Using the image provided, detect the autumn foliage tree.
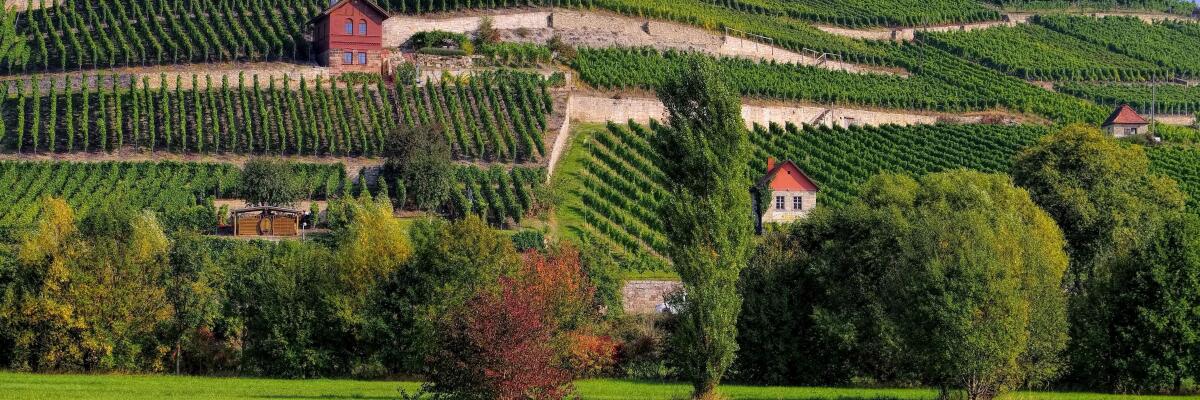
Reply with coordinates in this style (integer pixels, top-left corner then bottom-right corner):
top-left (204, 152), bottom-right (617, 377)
top-left (0, 197), bottom-right (174, 372)
top-left (419, 245), bottom-right (610, 400)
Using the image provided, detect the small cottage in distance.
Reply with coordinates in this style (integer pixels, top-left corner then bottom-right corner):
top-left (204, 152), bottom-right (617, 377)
top-left (756, 158), bottom-right (820, 227)
top-left (309, 0), bottom-right (389, 73)
top-left (1101, 104), bottom-right (1149, 138)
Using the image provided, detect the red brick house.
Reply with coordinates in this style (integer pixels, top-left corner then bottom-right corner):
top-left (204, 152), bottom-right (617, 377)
top-left (1101, 104), bottom-right (1149, 138)
top-left (309, 0), bottom-right (389, 73)
top-left (757, 158), bottom-right (820, 225)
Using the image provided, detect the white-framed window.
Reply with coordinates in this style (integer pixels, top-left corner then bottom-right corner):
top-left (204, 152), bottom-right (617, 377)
top-left (775, 196), bottom-right (785, 211)
top-left (344, 19), bottom-right (354, 35)
top-left (1125, 127), bottom-right (1138, 136)
top-left (358, 52), bottom-right (368, 65)
top-left (359, 20), bottom-right (368, 35)
top-left (342, 52), bottom-right (354, 64)
top-left (793, 196), bottom-right (803, 210)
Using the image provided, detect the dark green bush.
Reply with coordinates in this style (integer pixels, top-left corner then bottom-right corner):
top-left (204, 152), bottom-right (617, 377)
top-left (336, 72), bottom-right (382, 85)
top-left (511, 230), bottom-right (545, 252)
top-left (417, 47), bottom-right (467, 57)
top-left (411, 30), bottom-right (470, 49)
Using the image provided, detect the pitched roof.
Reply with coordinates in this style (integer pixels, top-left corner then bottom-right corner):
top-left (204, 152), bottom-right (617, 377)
top-left (757, 160), bottom-right (820, 192)
top-left (1102, 104), bottom-right (1148, 127)
top-left (231, 206), bottom-right (304, 215)
top-left (308, 0), bottom-right (389, 25)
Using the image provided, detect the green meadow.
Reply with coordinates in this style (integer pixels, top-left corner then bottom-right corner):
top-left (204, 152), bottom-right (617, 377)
top-left (0, 372), bottom-right (1190, 400)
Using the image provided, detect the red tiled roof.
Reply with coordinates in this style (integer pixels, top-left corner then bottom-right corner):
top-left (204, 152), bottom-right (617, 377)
top-left (1102, 104), bottom-right (1148, 127)
top-left (758, 160), bottom-right (820, 192)
top-left (309, 0), bottom-right (389, 25)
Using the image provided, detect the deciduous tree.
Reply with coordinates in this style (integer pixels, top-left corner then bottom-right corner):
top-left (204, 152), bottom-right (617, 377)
top-left (384, 124), bottom-right (452, 212)
top-left (1012, 125), bottom-right (1188, 389)
top-left (241, 158), bottom-right (304, 207)
top-left (765, 171), bottom-right (1070, 400)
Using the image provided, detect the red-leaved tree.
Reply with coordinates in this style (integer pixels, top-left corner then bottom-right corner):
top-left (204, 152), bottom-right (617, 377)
top-left (421, 246), bottom-right (604, 400)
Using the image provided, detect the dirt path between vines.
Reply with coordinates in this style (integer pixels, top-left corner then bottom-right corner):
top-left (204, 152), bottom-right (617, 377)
top-left (0, 151), bottom-right (384, 179)
top-left (817, 11), bottom-right (1194, 42)
top-left (5, 0), bottom-right (61, 12)
top-left (0, 62), bottom-right (334, 93)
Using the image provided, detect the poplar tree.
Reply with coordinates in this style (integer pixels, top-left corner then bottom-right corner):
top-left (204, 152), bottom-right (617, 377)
top-left (654, 57), bottom-right (753, 400)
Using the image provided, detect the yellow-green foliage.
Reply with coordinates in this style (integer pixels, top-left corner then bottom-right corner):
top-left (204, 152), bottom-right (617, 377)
top-left (336, 195), bottom-right (412, 292)
top-left (3, 197), bottom-right (174, 372)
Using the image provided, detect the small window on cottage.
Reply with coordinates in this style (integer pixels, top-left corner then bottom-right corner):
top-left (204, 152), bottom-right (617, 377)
top-left (343, 52), bottom-right (354, 64)
top-left (793, 196), bottom-right (803, 210)
top-left (358, 52), bottom-right (367, 65)
top-left (359, 20), bottom-right (368, 35)
top-left (775, 196), bottom-right (785, 211)
top-left (345, 19), bottom-right (354, 35)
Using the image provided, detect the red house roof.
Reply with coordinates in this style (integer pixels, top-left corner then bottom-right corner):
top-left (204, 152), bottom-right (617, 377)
top-left (308, 0), bottom-right (389, 25)
top-left (758, 159), bottom-right (819, 192)
top-left (1102, 104), bottom-right (1149, 127)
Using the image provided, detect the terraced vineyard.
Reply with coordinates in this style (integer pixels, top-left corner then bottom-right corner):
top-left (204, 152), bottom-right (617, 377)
top-left (0, 160), bottom-right (345, 234)
top-left (685, 0), bottom-right (1001, 28)
top-left (983, 0), bottom-right (1195, 12)
top-left (879, 44), bottom-right (1110, 124)
top-left (1055, 82), bottom-right (1200, 115)
top-left (921, 23), bottom-right (1169, 81)
top-left (574, 47), bottom-right (979, 111)
top-left (1035, 16), bottom-right (1200, 79)
top-left (0, 72), bottom-right (552, 161)
top-left (557, 121), bottom-right (1050, 271)
top-left (574, 46), bottom-right (1110, 123)
top-left (1147, 146), bottom-right (1200, 210)
top-left (2, 0), bottom-right (319, 74)
top-left (445, 166), bottom-right (545, 228)
top-left (369, 0), bottom-right (998, 28)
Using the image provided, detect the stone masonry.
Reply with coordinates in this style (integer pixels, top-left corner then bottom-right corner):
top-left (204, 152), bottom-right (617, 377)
top-left (622, 280), bottom-right (683, 315)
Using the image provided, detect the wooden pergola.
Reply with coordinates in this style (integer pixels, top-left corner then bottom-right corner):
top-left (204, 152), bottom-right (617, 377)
top-left (231, 206), bottom-right (303, 237)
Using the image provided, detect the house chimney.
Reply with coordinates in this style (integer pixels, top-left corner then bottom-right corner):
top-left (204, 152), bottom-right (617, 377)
top-left (766, 158), bottom-right (775, 173)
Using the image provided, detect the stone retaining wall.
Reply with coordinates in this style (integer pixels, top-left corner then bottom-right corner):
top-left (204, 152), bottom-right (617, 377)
top-left (383, 12), bottom-right (552, 48)
top-left (568, 95), bottom-right (947, 128)
top-left (383, 9), bottom-right (898, 75)
top-left (622, 280), bottom-right (682, 315)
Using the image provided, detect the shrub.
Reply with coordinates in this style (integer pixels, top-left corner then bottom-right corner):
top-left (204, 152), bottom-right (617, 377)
top-left (393, 62), bottom-right (418, 85)
top-left (611, 313), bottom-right (678, 381)
top-left (241, 158), bottom-right (304, 207)
top-left (511, 230), bottom-right (545, 252)
top-left (417, 47), bottom-right (467, 57)
top-left (564, 331), bottom-right (618, 378)
top-left (383, 124), bottom-right (452, 212)
top-left (336, 72), bottom-right (382, 85)
top-left (411, 30), bottom-right (469, 49)
top-left (548, 34), bottom-right (577, 62)
top-left (421, 276), bottom-right (573, 400)
top-left (476, 16), bottom-right (501, 45)
top-left (418, 245), bottom-right (604, 398)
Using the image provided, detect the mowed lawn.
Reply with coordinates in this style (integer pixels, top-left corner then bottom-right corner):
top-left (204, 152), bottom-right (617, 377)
top-left (0, 372), bottom-right (1193, 400)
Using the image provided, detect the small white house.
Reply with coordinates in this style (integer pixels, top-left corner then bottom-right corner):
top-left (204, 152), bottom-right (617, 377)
top-left (757, 158), bottom-right (819, 224)
top-left (1101, 104), bottom-right (1150, 138)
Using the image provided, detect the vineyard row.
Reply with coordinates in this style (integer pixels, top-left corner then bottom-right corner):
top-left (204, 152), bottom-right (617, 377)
top-left (0, 71), bottom-right (553, 161)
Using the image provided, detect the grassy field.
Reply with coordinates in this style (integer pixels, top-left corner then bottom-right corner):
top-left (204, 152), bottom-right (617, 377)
top-left (1, 372), bottom-right (1194, 400)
